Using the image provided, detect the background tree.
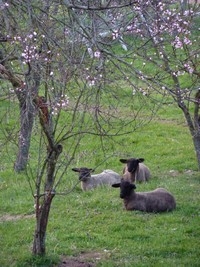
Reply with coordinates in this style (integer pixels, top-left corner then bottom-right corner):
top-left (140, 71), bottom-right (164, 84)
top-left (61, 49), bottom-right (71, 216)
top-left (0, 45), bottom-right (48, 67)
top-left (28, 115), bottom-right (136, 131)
top-left (62, 0), bottom-right (200, 167)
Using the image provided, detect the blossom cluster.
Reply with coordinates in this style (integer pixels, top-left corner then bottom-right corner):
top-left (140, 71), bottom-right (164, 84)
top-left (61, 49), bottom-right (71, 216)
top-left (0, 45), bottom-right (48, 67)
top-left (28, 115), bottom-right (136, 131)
top-left (86, 74), bottom-right (102, 87)
top-left (87, 48), bottom-right (101, 58)
top-left (133, 88), bottom-right (148, 96)
top-left (112, 30), bottom-right (119, 40)
top-left (51, 94), bottom-right (69, 116)
top-left (0, 2), bottom-right (9, 9)
top-left (85, 68), bottom-right (103, 87)
top-left (20, 32), bottom-right (40, 63)
top-left (126, 1), bottom-right (194, 49)
top-left (11, 32), bottom-right (50, 64)
top-left (183, 63), bottom-right (194, 74)
top-left (172, 36), bottom-right (192, 49)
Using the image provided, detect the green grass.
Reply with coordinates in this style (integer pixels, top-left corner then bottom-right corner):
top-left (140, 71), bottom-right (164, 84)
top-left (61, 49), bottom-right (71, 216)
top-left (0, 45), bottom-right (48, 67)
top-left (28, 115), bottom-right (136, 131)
top-left (1, 173), bottom-right (199, 266)
top-left (0, 95), bottom-right (200, 266)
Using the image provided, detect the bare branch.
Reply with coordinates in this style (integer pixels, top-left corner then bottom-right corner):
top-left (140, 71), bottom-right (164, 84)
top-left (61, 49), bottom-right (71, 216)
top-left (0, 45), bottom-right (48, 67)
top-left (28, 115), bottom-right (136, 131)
top-left (62, 0), bottom-right (137, 10)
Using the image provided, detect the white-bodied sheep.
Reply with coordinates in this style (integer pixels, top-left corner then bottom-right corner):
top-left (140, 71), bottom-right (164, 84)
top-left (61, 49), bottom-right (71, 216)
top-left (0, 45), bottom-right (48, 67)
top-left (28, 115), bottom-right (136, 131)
top-left (72, 167), bottom-right (121, 191)
top-left (112, 179), bottom-right (176, 212)
top-left (120, 157), bottom-right (150, 183)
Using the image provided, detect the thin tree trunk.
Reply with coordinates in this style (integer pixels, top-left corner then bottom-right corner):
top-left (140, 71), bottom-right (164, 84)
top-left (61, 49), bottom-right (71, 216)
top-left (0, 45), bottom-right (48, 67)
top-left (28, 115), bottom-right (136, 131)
top-left (33, 192), bottom-right (55, 255)
top-left (192, 91), bottom-right (200, 169)
top-left (14, 95), bottom-right (35, 171)
top-left (32, 97), bottom-right (63, 255)
top-left (0, 63), bottom-right (39, 171)
top-left (179, 95), bottom-right (200, 170)
top-left (32, 145), bottom-right (62, 255)
top-left (192, 134), bottom-right (200, 170)
top-left (14, 66), bottom-right (40, 171)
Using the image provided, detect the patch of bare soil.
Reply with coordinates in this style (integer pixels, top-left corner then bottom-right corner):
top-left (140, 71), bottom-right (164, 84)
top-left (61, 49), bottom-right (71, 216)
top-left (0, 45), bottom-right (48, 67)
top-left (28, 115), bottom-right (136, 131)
top-left (57, 258), bottom-right (94, 267)
top-left (0, 213), bottom-right (35, 222)
top-left (57, 251), bottom-right (109, 267)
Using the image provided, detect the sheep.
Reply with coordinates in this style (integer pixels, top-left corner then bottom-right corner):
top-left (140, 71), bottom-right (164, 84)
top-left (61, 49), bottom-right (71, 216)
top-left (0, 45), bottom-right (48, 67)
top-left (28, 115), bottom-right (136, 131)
top-left (120, 157), bottom-right (150, 183)
top-left (112, 179), bottom-right (176, 212)
top-left (72, 167), bottom-right (121, 191)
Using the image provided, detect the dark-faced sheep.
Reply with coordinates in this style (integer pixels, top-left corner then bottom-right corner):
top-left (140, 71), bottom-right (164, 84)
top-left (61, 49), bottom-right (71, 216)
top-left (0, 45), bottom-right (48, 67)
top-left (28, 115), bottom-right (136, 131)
top-left (112, 179), bottom-right (176, 212)
top-left (120, 158), bottom-right (150, 183)
top-left (72, 167), bottom-right (121, 191)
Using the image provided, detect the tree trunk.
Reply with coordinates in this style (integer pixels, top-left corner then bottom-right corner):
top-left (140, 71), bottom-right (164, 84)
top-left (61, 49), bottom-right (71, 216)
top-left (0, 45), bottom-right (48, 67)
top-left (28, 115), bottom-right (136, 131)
top-left (191, 90), bottom-right (200, 170)
top-left (14, 97), bottom-right (35, 172)
top-left (14, 67), bottom-right (41, 171)
top-left (192, 134), bottom-right (200, 170)
top-left (0, 63), bottom-right (40, 172)
top-left (32, 145), bottom-right (62, 255)
top-left (179, 98), bottom-right (200, 170)
top-left (32, 98), bottom-right (63, 255)
top-left (33, 192), bottom-right (55, 255)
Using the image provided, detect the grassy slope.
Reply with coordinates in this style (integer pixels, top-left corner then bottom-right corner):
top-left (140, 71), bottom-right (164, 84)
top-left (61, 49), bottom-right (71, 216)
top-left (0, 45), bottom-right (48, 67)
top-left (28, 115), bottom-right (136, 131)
top-left (0, 98), bottom-right (200, 267)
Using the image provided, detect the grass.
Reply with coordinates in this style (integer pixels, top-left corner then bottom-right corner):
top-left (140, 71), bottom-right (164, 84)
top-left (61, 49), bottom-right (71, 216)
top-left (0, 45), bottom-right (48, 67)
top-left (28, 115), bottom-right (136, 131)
top-left (1, 173), bottom-right (199, 266)
top-left (0, 94), bottom-right (200, 266)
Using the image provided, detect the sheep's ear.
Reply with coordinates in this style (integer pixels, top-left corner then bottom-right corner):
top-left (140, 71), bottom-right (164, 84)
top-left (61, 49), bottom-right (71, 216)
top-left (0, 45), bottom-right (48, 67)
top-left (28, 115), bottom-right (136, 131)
top-left (138, 158), bottom-right (144, 163)
top-left (72, 168), bottom-right (80, 172)
top-left (112, 183), bottom-right (121, 188)
top-left (120, 159), bottom-right (128, 163)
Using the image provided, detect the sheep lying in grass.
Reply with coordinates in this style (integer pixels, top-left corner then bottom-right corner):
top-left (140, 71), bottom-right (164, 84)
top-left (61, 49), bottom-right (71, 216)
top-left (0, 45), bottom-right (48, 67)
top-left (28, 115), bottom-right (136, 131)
top-left (112, 179), bottom-right (176, 212)
top-left (72, 167), bottom-right (121, 191)
top-left (120, 157), bottom-right (150, 183)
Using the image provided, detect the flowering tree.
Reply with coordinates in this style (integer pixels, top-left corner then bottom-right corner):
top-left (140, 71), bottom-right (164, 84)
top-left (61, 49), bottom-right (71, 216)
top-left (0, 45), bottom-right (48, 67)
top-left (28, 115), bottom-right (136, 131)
top-left (0, 0), bottom-right (147, 254)
top-left (0, 0), bottom-right (199, 255)
top-left (64, 0), bottom-right (200, 166)
top-left (123, 0), bottom-right (200, 167)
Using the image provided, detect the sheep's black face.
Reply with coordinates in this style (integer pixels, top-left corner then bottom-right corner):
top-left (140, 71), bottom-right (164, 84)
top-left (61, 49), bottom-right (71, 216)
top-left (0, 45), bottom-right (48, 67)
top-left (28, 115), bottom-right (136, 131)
top-left (120, 158), bottom-right (144, 173)
top-left (120, 180), bottom-right (136, 198)
top-left (79, 173), bottom-right (89, 181)
top-left (127, 159), bottom-right (140, 173)
top-left (79, 169), bottom-right (91, 181)
top-left (72, 167), bottom-right (93, 181)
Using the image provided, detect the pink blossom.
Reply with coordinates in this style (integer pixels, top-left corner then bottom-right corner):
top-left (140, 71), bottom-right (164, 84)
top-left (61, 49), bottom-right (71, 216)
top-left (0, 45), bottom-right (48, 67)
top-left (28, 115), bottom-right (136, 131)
top-left (94, 51), bottom-right (101, 58)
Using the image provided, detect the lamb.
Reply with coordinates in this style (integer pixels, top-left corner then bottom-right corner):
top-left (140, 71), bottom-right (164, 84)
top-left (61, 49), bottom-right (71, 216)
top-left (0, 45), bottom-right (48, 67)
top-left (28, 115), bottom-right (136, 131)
top-left (72, 167), bottom-right (121, 191)
top-left (120, 157), bottom-right (150, 183)
top-left (112, 179), bottom-right (176, 212)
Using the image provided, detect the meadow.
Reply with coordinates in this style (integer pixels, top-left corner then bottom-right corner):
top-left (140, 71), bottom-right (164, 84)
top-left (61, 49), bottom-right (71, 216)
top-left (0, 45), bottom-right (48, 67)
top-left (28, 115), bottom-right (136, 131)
top-left (0, 93), bottom-right (200, 267)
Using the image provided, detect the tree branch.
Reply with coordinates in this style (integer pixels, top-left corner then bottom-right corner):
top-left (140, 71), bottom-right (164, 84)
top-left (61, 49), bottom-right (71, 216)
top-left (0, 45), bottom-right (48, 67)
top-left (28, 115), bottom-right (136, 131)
top-left (62, 0), bottom-right (137, 10)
